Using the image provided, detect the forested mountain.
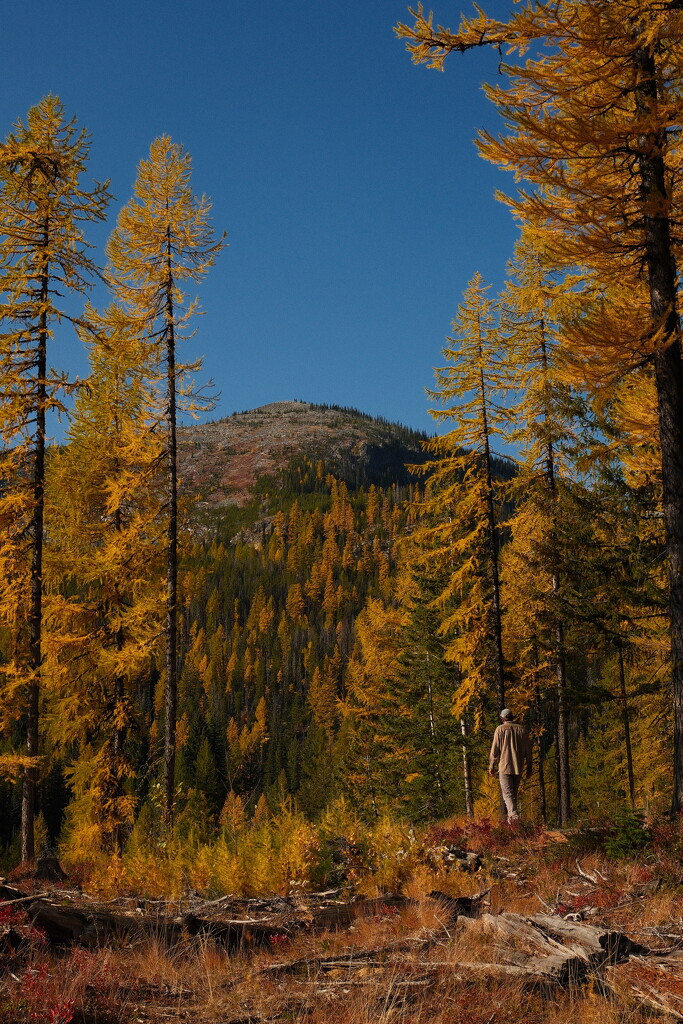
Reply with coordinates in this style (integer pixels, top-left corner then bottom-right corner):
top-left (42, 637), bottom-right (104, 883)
top-left (177, 400), bottom-right (434, 507)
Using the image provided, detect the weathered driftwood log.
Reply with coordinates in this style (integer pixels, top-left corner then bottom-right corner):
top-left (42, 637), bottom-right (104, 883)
top-left (445, 958), bottom-right (592, 989)
top-left (458, 913), bottom-right (649, 990)
top-left (530, 913), bottom-right (649, 962)
top-left (262, 910), bottom-right (649, 994)
top-left (465, 913), bottom-right (647, 959)
top-left (459, 914), bottom-right (589, 987)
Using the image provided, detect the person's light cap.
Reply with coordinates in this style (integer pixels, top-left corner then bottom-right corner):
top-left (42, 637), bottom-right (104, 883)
top-left (500, 708), bottom-right (513, 720)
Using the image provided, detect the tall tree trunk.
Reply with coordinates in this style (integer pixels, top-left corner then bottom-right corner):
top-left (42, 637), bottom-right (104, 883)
top-left (535, 688), bottom-right (547, 824)
top-left (554, 617), bottom-right (570, 825)
top-left (553, 718), bottom-right (562, 826)
top-left (112, 616), bottom-right (126, 855)
top-left (425, 652), bottom-right (445, 811)
top-left (460, 717), bottom-right (474, 818)
top-left (618, 644), bottom-right (636, 809)
top-left (112, 667), bottom-right (126, 855)
top-left (655, 343), bottom-right (683, 814)
top-left (539, 333), bottom-right (570, 824)
top-left (163, 235), bottom-right (179, 825)
top-left (22, 227), bottom-right (49, 865)
top-left (110, 499), bottom-right (128, 856)
top-left (634, 45), bottom-right (683, 814)
top-left (477, 357), bottom-right (505, 709)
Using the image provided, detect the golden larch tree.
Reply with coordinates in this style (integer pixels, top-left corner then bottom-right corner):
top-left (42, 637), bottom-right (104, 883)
top-left (45, 302), bottom-right (164, 854)
top-left (415, 272), bottom-right (508, 714)
top-left (397, 0), bottom-right (683, 811)
top-left (105, 137), bottom-right (225, 823)
top-left (0, 96), bottom-right (109, 861)
top-left (497, 228), bottom-right (586, 823)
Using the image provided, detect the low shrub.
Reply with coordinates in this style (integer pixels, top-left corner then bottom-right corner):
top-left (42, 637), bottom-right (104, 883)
top-left (604, 809), bottom-right (652, 860)
top-left (425, 817), bottom-right (543, 858)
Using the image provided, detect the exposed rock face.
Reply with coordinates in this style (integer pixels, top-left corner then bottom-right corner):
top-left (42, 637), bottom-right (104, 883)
top-left (178, 401), bottom-right (429, 507)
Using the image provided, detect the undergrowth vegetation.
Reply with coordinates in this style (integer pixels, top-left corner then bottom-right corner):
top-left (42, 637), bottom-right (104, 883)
top-left (46, 803), bottom-right (683, 902)
top-left (3, 811), bottom-right (683, 1023)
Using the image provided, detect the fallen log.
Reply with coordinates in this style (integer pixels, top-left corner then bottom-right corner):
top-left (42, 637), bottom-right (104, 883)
top-left (530, 914), bottom-right (649, 962)
top-left (301, 895), bottom-right (407, 931)
top-left (0, 884), bottom-right (44, 904)
top-left (459, 915), bottom-right (592, 987)
top-left (26, 899), bottom-right (288, 949)
top-left (0, 889), bottom-right (48, 909)
top-left (603, 951), bottom-right (683, 1020)
top-left (427, 890), bottom-right (490, 920)
top-left (458, 912), bottom-right (651, 991)
top-left (264, 934), bottom-right (439, 976)
top-left (627, 986), bottom-right (683, 1021)
top-left (300, 891), bottom-right (488, 930)
top-left (464, 912), bottom-right (648, 960)
top-left (432, 958), bottom-right (591, 990)
top-left (7, 887), bottom-right (489, 950)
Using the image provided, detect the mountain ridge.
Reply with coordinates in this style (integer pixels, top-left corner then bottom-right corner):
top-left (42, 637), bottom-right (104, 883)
top-left (178, 400), bottom-right (432, 507)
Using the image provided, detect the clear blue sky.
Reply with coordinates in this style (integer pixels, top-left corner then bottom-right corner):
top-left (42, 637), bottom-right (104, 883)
top-left (2, 0), bottom-right (519, 436)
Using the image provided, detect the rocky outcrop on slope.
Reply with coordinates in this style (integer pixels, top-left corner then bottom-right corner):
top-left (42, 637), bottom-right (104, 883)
top-left (178, 401), bottom-right (430, 507)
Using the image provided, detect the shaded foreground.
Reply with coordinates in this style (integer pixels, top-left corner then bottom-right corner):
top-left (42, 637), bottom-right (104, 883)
top-left (5, 827), bottom-right (683, 1022)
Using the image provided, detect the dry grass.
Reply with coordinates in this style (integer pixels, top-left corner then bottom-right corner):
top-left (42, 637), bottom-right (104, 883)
top-left (6, 816), bottom-right (683, 1022)
top-left (0, 906), bottom-right (670, 1024)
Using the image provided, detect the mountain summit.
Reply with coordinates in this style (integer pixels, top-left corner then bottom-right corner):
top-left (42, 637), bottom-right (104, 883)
top-left (178, 400), bottom-right (430, 506)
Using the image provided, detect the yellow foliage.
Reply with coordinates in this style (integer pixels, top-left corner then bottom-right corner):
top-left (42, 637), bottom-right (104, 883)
top-left (253, 793), bottom-right (269, 825)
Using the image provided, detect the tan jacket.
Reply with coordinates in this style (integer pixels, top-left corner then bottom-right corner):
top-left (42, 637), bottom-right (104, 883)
top-left (489, 722), bottom-right (532, 776)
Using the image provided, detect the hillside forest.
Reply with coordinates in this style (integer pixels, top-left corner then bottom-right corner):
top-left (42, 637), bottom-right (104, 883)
top-left (3, 1), bottom-right (683, 898)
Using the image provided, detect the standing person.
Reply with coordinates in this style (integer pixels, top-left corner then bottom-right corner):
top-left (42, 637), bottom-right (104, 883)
top-left (489, 709), bottom-right (532, 822)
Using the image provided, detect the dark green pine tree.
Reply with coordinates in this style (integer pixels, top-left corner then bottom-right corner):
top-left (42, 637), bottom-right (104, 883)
top-left (384, 570), bottom-right (463, 821)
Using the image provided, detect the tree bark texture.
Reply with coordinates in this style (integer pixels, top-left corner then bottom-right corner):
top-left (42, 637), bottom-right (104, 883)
top-left (553, 719), bottom-right (561, 820)
top-left (425, 653), bottom-right (445, 809)
top-left (539, 335), bottom-right (570, 824)
top-left (554, 616), bottom-right (570, 825)
top-left (460, 717), bottom-right (474, 818)
top-left (163, 237), bottom-right (179, 826)
top-left (535, 689), bottom-right (547, 824)
top-left (618, 645), bottom-right (636, 809)
top-left (22, 227), bottom-right (49, 865)
top-left (477, 358), bottom-right (505, 709)
top-left (634, 46), bottom-right (683, 813)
